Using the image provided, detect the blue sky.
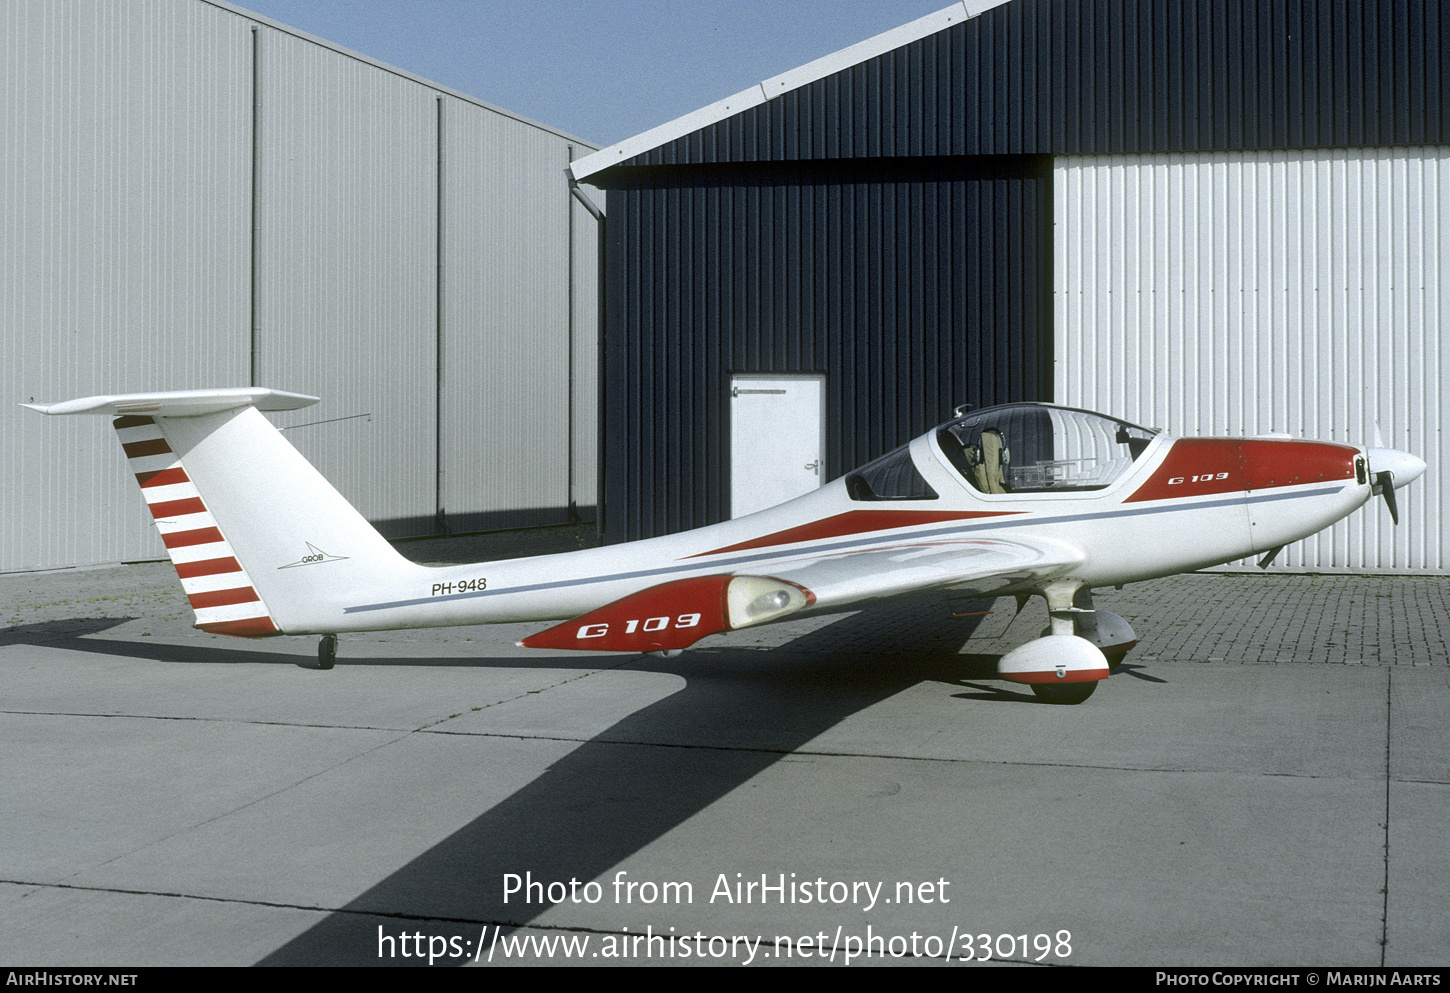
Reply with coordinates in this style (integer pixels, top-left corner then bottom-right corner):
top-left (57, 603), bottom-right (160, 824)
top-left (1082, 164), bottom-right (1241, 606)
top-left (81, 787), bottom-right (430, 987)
top-left (229, 0), bottom-right (955, 148)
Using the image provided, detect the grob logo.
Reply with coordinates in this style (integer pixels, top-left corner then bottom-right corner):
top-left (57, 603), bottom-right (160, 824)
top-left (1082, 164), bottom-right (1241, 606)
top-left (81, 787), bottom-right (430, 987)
top-left (279, 542), bottom-right (348, 569)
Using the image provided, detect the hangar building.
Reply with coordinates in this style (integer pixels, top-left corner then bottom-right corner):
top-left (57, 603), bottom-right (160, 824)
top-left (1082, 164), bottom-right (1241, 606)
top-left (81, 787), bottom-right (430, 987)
top-left (4, 0), bottom-right (600, 572)
top-left (572, 0), bottom-right (1450, 575)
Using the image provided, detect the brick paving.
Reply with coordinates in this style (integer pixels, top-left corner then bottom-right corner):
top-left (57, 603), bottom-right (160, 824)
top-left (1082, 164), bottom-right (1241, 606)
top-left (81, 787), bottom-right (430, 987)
top-left (695, 559), bottom-right (1450, 667)
top-left (1099, 572), bottom-right (1450, 666)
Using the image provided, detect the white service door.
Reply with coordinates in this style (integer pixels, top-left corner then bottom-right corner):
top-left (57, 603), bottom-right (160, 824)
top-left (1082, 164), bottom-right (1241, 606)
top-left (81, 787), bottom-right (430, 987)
top-left (729, 374), bottom-right (825, 518)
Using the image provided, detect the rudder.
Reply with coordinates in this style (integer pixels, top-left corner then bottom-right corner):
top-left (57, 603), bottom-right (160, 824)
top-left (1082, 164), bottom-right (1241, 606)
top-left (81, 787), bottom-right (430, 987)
top-left (114, 413), bottom-right (279, 636)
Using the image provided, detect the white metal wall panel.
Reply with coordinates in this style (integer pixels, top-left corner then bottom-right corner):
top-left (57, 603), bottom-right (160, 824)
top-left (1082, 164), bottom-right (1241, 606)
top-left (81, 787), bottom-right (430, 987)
top-left (438, 102), bottom-right (573, 528)
top-left (254, 27), bottom-right (439, 536)
top-left (3, 0), bottom-right (252, 571)
top-left (1056, 148), bottom-right (1449, 573)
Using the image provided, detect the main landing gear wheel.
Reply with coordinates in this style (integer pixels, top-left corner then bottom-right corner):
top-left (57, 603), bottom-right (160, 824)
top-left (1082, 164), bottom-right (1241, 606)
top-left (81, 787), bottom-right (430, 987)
top-left (318, 634), bottom-right (337, 670)
top-left (1031, 681), bottom-right (1097, 705)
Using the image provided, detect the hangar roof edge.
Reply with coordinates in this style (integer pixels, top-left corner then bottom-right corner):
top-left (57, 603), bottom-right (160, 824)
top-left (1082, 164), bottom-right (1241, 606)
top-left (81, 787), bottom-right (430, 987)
top-left (569, 0), bottom-right (1012, 184)
top-left (201, 0), bottom-right (601, 150)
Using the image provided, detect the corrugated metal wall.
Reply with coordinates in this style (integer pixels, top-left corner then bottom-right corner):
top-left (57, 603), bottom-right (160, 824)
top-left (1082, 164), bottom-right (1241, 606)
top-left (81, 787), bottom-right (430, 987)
top-left (3, 0), bottom-right (253, 570)
top-left (3, 0), bottom-right (598, 570)
top-left (614, 0), bottom-right (1450, 169)
top-left (438, 103), bottom-right (580, 532)
top-left (255, 28), bottom-right (440, 537)
top-left (1056, 147), bottom-right (1449, 573)
top-left (603, 156), bottom-right (1051, 542)
top-left (587, 0), bottom-right (1450, 568)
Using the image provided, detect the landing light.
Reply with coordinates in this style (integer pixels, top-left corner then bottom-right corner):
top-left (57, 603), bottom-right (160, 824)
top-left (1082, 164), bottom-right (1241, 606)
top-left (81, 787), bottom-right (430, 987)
top-left (726, 577), bottom-right (811, 628)
top-left (754, 591), bottom-right (791, 613)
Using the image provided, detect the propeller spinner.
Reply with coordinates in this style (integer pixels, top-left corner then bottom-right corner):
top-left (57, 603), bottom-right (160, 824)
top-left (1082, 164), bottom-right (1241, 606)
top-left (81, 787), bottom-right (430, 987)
top-left (1366, 446), bottom-right (1427, 525)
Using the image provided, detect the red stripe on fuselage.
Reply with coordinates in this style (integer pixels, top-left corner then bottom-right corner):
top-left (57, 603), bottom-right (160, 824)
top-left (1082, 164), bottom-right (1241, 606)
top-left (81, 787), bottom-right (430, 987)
top-left (1240, 440), bottom-right (1357, 490)
top-left (1127, 438), bottom-right (1359, 503)
top-left (691, 509), bottom-right (1021, 558)
top-left (1124, 439), bottom-right (1246, 503)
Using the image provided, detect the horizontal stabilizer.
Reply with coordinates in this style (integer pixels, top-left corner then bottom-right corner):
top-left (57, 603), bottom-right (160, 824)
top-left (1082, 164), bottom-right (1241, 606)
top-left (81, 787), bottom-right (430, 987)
top-left (24, 388), bottom-right (318, 418)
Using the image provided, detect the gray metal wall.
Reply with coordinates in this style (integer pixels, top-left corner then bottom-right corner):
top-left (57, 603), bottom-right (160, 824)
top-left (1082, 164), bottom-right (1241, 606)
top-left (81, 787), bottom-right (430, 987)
top-left (1056, 147), bottom-right (1449, 574)
top-left (3, 0), bottom-right (597, 571)
top-left (3, 0), bottom-right (253, 572)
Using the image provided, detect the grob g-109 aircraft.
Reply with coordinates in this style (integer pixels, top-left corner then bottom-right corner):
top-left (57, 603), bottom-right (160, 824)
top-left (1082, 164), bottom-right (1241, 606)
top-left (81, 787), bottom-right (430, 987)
top-left (28, 389), bottom-right (1425, 703)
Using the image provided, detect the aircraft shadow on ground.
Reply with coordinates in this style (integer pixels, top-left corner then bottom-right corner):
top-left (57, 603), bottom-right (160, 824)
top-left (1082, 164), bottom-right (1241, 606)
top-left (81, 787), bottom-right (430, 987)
top-left (232, 591), bottom-right (1032, 962)
top-left (0, 617), bottom-right (582, 670)
top-left (4, 600), bottom-right (1057, 965)
top-left (251, 597), bottom-right (1019, 965)
top-left (1, 617), bottom-right (145, 645)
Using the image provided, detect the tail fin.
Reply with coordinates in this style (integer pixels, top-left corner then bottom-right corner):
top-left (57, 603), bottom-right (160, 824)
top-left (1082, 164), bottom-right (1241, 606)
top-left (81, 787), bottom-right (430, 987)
top-left (27, 389), bottom-right (415, 636)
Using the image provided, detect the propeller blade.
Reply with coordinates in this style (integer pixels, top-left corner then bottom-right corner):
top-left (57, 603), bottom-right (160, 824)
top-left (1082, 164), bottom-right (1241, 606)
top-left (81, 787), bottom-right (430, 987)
top-left (1374, 471), bottom-right (1400, 525)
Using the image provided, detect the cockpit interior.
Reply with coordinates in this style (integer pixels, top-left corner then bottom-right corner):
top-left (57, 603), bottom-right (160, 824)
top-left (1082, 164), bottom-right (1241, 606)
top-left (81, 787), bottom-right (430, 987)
top-left (846, 404), bottom-right (1159, 501)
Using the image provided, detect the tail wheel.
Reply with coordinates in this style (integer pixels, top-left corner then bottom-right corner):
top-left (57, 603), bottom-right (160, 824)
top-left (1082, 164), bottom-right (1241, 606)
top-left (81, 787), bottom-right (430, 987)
top-left (318, 634), bottom-right (337, 670)
top-left (1031, 682), bottom-right (1097, 705)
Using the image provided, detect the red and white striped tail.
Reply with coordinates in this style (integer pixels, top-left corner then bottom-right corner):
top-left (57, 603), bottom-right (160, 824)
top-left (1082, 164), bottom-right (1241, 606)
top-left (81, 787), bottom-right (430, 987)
top-left (113, 414), bottom-right (279, 637)
top-left (31, 388), bottom-right (419, 638)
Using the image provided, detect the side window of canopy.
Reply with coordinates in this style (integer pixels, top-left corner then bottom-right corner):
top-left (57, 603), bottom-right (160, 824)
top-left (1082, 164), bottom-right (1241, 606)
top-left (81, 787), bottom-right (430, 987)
top-left (937, 406), bottom-right (1157, 494)
top-left (846, 444), bottom-right (938, 501)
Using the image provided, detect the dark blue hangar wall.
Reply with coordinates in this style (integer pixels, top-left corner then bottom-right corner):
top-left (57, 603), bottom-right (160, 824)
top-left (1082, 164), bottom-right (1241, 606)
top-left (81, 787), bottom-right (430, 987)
top-left (601, 156), bottom-right (1052, 542)
top-left (591, 0), bottom-right (1450, 542)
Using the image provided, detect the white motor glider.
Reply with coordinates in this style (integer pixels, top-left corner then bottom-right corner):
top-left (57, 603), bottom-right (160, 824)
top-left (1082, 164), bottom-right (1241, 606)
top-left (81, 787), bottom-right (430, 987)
top-left (28, 389), bottom-right (1425, 703)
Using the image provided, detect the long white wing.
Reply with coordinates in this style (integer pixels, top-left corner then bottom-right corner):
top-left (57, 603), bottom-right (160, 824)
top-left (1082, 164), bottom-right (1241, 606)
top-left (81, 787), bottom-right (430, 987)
top-left (518, 535), bottom-right (1083, 653)
top-left (762, 535), bottom-right (1084, 609)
